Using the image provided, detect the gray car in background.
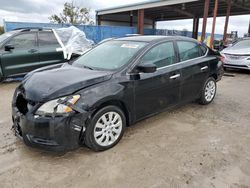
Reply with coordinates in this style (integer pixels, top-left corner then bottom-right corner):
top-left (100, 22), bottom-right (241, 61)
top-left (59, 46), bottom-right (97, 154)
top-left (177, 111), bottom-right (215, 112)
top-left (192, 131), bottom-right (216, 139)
top-left (221, 38), bottom-right (250, 70)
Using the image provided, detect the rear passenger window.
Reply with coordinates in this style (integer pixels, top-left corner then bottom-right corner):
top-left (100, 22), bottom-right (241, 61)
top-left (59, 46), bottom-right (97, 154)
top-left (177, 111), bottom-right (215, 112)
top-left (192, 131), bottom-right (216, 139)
top-left (140, 42), bottom-right (176, 68)
top-left (39, 31), bottom-right (59, 47)
top-left (177, 41), bottom-right (200, 61)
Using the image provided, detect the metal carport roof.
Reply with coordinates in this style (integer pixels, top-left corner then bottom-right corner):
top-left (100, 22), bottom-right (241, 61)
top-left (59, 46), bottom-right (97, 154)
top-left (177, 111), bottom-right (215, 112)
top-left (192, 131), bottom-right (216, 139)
top-left (96, 0), bottom-right (250, 47)
top-left (97, 0), bottom-right (250, 21)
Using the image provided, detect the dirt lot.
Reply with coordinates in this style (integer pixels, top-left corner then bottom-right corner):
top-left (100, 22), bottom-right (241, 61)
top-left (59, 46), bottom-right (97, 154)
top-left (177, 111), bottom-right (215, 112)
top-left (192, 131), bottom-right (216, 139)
top-left (0, 72), bottom-right (250, 188)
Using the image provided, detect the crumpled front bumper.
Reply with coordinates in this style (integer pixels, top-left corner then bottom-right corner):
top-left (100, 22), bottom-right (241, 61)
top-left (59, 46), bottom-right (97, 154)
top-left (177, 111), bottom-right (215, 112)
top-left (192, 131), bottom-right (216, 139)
top-left (12, 103), bottom-right (89, 152)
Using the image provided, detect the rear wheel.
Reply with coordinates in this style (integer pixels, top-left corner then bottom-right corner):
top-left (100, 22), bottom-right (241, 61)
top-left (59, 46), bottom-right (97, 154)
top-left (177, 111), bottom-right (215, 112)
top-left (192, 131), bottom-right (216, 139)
top-left (0, 76), bottom-right (4, 83)
top-left (199, 77), bottom-right (217, 105)
top-left (84, 105), bottom-right (126, 151)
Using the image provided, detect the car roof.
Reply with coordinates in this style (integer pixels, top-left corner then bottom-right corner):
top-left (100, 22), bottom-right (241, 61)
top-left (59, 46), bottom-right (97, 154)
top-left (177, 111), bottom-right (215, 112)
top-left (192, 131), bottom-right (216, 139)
top-left (12, 27), bottom-right (53, 32)
top-left (115, 35), bottom-right (199, 43)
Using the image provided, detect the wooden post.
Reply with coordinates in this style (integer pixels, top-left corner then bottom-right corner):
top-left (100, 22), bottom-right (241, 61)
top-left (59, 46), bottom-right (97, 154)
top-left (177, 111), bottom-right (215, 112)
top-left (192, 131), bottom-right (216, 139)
top-left (137, 9), bottom-right (144, 35)
top-left (201, 0), bottom-right (210, 42)
top-left (192, 17), bottom-right (199, 39)
top-left (223, 0), bottom-right (232, 41)
top-left (210, 0), bottom-right (218, 48)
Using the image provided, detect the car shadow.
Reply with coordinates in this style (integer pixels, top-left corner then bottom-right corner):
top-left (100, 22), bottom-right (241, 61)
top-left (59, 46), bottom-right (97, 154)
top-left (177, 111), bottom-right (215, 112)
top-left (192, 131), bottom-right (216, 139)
top-left (224, 68), bottom-right (250, 75)
top-left (1, 76), bottom-right (24, 84)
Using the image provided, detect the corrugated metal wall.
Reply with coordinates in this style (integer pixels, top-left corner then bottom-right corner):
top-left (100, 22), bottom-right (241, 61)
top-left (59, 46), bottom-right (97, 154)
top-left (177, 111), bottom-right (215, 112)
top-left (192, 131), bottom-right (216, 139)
top-left (4, 21), bottom-right (222, 43)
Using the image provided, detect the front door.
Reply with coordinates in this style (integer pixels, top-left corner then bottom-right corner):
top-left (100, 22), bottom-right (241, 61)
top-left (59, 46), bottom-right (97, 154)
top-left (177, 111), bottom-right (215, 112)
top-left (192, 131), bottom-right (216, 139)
top-left (133, 41), bottom-right (182, 120)
top-left (1, 32), bottom-right (39, 77)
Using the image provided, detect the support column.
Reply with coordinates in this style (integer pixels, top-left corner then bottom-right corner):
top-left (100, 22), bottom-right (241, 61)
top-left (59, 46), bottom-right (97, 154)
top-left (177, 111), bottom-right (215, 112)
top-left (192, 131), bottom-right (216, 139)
top-left (210, 0), bottom-right (218, 48)
top-left (192, 17), bottom-right (199, 39)
top-left (96, 15), bottom-right (101, 26)
top-left (223, 0), bottom-right (232, 42)
top-left (201, 0), bottom-right (210, 42)
top-left (248, 20), bottom-right (250, 35)
top-left (152, 20), bottom-right (156, 29)
top-left (137, 9), bottom-right (144, 35)
top-left (130, 11), bottom-right (133, 27)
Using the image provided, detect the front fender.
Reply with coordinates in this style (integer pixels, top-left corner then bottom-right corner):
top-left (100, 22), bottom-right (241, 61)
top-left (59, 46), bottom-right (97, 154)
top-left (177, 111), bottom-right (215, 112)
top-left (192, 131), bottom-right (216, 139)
top-left (78, 82), bottom-right (125, 109)
top-left (76, 81), bottom-right (134, 121)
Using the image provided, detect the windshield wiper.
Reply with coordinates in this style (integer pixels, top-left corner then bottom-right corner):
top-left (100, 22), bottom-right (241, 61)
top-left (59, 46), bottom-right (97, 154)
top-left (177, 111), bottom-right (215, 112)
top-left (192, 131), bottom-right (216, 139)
top-left (82, 65), bottom-right (93, 70)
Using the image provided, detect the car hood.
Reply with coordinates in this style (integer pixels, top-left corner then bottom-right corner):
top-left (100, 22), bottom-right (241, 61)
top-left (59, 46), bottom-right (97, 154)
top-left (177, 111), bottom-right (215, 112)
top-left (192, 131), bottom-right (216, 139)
top-left (22, 64), bottom-right (112, 102)
top-left (222, 46), bottom-right (250, 55)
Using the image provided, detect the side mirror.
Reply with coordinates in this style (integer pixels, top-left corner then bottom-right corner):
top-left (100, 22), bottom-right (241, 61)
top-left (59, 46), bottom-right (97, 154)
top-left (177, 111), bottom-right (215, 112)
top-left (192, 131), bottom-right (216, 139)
top-left (136, 63), bottom-right (157, 73)
top-left (4, 44), bottom-right (14, 51)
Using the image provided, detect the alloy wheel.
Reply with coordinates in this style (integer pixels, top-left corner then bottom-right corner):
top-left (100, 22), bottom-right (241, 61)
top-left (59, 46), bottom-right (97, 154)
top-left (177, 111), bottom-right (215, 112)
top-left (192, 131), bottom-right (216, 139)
top-left (205, 80), bottom-right (216, 102)
top-left (94, 111), bottom-right (123, 147)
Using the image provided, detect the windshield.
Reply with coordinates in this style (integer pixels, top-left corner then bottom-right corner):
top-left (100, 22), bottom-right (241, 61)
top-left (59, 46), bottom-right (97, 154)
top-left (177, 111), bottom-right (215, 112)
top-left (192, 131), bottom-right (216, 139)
top-left (233, 39), bottom-right (250, 48)
top-left (0, 30), bottom-right (19, 44)
top-left (72, 40), bottom-right (146, 70)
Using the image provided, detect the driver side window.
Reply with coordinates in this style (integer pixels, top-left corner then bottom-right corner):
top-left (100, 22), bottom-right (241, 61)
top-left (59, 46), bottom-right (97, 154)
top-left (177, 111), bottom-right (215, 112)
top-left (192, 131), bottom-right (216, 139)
top-left (7, 33), bottom-right (37, 49)
top-left (140, 42), bottom-right (176, 68)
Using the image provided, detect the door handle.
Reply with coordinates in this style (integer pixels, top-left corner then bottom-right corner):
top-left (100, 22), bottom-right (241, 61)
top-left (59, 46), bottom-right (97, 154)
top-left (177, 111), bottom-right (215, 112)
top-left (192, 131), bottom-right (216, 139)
top-left (201, 66), bottom-right (208, 71)
top-left (170, 74), bottom-right (180, 79)
top-left (28, 49), bottom-right (38, 53)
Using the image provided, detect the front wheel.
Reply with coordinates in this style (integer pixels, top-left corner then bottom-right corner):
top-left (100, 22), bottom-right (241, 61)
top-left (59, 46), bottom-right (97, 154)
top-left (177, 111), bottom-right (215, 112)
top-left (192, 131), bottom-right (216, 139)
top-left (199, 77), bottom-right (217, 105)
top-left (84, 105), bottom-right (126, 151)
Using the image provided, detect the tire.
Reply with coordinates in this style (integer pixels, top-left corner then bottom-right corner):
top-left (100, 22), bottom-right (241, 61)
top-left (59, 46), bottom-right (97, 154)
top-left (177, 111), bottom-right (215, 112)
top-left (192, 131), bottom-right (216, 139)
top-left (199, 77), bottom-right (217, 105)
top-left (0, 76), bottom-right (4, 83)
top-left (84, 105), bottom-right (126, 151)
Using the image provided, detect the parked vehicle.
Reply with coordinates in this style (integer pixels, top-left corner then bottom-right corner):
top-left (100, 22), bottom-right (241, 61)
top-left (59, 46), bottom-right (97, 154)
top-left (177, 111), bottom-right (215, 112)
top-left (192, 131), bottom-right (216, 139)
top-left (0, 28), bottom-right (65, 81)
top-left (213, 40), bottom-right (224, 51)
top-left (12, 36), bottom-right (223, 152)
top-left (221, 38), bottom-right (250, 70)
top-left (0, 26), bottom-right (92, 82)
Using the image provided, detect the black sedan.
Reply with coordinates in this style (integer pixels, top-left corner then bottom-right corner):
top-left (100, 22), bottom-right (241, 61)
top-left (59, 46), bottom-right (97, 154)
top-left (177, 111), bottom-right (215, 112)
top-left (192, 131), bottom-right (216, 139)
top-left (12, 36), bottom-right (223, 151)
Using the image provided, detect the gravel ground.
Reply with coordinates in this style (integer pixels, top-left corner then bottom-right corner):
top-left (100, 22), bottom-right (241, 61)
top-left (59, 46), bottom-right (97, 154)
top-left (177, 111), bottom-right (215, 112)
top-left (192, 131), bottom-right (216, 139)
top-left (0, 71), bottom-right (250, 188)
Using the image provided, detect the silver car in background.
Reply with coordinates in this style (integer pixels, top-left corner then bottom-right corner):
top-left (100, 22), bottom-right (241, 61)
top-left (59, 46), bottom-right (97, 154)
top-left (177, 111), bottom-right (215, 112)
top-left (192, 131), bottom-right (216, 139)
top-left (221, 38), bottom-right (250, 70)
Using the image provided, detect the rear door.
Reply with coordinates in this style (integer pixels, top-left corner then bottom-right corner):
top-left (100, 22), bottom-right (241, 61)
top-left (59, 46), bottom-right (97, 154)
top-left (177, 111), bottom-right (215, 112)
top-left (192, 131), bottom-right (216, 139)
top-left (176, 41), bottom-right (209, 103)
top-left (1, 32), bottom-right (39, 77)
top-left (38, 31), bottom-right (65, 67)
top-left (133, 41), bottom-right (182, 120)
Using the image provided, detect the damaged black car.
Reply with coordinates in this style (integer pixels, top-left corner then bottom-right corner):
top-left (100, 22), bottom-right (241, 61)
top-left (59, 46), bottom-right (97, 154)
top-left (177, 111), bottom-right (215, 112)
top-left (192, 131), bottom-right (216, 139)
top-left (12, 36), bottom-right (223, 152)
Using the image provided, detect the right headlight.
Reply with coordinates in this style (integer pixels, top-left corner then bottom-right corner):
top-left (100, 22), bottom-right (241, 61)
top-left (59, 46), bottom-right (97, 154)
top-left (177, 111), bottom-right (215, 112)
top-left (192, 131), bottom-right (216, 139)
top-left (35, 95), bottom-right (80, 116)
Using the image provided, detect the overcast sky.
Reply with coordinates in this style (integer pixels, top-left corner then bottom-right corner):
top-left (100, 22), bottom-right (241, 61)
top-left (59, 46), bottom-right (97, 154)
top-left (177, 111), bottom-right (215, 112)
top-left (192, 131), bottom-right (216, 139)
top-left (0, 0), bottom-right (249, 36)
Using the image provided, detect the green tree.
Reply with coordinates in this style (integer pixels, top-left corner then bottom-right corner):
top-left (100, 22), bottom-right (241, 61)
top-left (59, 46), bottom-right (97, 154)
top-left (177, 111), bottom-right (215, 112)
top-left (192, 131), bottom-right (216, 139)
top-left (0, 26), bottom-right (4, 34)
top-left (49, 1), bottom-right (94, 25)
